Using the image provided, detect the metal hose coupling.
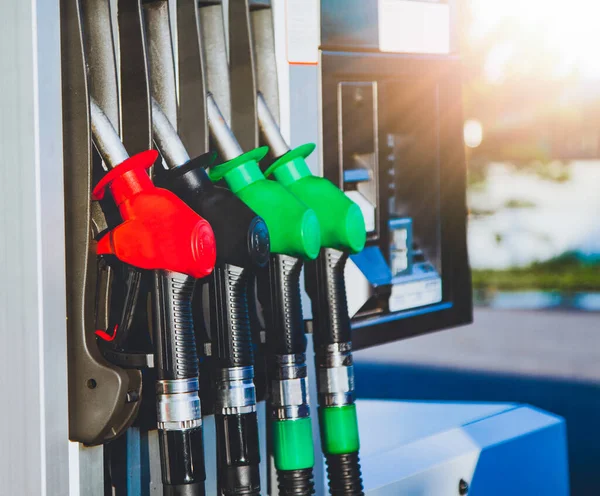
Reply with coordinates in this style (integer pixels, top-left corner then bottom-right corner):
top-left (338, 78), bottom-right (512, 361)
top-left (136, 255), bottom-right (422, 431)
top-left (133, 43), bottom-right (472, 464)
top-left (156, 377), bottom-right (202, 431)
top-left (270, 353), bottom-right (315, 487)
top-left (156, 377), bottom-right (207, 494)
top-left (214, 366), bottom-right (261, 496)
top-left (317, 343), bottom-right (363, 495)
top-left (216, 366), bottom-right (257, 414)
top-left (271, 353), bottom-right (310, 420)
top-left (316, 342), bottom-right (355, 407)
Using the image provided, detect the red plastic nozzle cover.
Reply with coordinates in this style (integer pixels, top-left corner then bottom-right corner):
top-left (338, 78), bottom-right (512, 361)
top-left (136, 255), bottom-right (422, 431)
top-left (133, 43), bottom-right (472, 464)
top-left (92, 150), bottom-right (216, 279)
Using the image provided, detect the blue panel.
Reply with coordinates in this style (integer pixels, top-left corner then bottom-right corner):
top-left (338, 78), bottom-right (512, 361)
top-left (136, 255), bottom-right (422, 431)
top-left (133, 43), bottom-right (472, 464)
top-left (466, 407), bottom-right (569, 496)
top-left (350, 246), bottom-right (392, 286)
top-left (126, 427), bottom-right (142, 495)
top-left (321, 0), bottom-right (379, 49)
top-left (344, 168), bottom-right (372, 183)
top-left (357, 399), bottom-right (515, 456)
top-left (355, 401), bottom-right (568, 495)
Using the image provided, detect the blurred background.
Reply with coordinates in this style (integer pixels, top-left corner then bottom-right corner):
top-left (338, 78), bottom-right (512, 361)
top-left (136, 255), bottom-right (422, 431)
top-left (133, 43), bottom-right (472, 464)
top-left (463, 0), bottom-right (600, 307)
top-left (355, 1), bottom-right (600, 494)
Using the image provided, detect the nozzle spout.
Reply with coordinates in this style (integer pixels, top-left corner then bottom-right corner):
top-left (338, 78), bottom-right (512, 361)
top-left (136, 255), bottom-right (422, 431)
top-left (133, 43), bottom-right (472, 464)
top-left (90, 98), bottom-right (128, 169)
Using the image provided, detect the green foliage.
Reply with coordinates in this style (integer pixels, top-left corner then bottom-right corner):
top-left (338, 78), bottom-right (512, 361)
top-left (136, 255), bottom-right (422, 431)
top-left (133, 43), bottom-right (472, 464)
top-left (472, 252), bottom-right (600, 291)
top-left (504, 198), bottom-right (537, 209)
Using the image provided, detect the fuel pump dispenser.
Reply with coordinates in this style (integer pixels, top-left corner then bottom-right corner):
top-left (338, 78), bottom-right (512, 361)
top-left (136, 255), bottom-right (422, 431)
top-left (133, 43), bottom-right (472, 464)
top-left (0, 0), bottom-right (564, 495)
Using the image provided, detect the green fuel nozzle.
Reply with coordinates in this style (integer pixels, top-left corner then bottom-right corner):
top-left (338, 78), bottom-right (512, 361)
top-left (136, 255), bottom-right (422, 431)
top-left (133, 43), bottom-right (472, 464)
top-left (209, 146), bottom-right (320, 493)
top-left (264, 143), bottom-right (366, 254)
top-left (267, 143), bottom-right (367, 495)
top-left (208, 146), bottom-right (322, 260)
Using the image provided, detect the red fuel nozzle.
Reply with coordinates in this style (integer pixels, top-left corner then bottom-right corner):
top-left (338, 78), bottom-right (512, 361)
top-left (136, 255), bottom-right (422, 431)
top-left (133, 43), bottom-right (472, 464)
top-left (92, 150), bottom-right (216, 279)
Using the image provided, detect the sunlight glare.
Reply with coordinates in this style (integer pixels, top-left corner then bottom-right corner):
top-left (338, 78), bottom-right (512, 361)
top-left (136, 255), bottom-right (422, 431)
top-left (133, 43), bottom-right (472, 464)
top-left (464, 119), bottom-right (483, 148)
top-left (470, 0), bottom-right (600, 80)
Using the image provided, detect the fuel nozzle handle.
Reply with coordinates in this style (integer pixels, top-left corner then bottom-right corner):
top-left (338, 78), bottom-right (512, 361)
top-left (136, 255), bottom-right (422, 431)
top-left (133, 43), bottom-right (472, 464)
top-left (152, 270), bottom-right (207, 496)
top-left (152, 98), bottom-right (270, 268)
top-left (208, 148), bottom-right (321, 260)
top-left (263, 132), bottom-right (366, 495)
top-left (264, 143), bottom-right (366, 342)
top-left (90, 99), bottom-right (216, 496)
top-left (260, 92), bottom-right (365, 255)
top-left (209, 157), bottom-right (321, 495)
top-left (91, 100), bottom-right (216, 279)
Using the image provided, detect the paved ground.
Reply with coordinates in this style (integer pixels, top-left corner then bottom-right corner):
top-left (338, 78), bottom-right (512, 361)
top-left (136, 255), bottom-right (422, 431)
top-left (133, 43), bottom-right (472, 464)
top-left (355, 308), bottom-right (600, 382)
top-left (353, 308), bottom-right (600, 495)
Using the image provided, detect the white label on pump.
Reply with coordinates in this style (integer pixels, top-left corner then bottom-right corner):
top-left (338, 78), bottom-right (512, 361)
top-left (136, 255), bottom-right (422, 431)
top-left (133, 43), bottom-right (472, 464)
top-left (389, 277), bottom-right (442, 312)
top-left (345, 190), bottom-right (376, 233)
top-left (378, 0), bottom-right (450, 54)
top-left (286, 0), bottom-right (319, 64)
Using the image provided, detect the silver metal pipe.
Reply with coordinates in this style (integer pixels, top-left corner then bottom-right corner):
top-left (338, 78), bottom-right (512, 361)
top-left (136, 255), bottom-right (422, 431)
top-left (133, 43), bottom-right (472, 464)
top-left (151, 98), bottom-right (190, 169)
top-left (257, 92), bottom-right (289, 157)
top-left (207, 93), bottom-right (244, 161)
top-left (198, 4), bottom-right (232, 126)
top-left (143, 1), bottom-right (178, 128)
top-left (90, 98), bottom-right (128, 169)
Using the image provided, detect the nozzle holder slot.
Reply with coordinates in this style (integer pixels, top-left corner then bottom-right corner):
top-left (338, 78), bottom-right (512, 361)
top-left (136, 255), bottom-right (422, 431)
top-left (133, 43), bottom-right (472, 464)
top-left (61, 0), bottom-right (143, 445)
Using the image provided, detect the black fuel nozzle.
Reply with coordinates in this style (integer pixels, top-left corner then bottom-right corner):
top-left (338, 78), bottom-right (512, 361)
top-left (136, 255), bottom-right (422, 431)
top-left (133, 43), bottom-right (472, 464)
top-left (157, 154), bottom-right (268, 496)
top-left (91, 99), bottom-right (216, 496)
top-left (152, 100), bottom-right (269, 496)
top-left (155, 153), bottom-right (270, 270)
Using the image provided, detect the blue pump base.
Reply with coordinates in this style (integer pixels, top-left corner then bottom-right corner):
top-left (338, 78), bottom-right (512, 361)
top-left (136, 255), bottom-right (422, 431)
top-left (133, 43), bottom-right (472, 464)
top-left (322, 399), bottom-right (569, 495)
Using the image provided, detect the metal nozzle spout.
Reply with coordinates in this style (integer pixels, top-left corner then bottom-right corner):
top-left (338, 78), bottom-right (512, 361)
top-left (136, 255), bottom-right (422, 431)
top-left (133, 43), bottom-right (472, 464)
top-left (90, 98), bottom-right (129, 169)
top-left (207, 93), bottom-right (244, 161)
top-left (151, 98), bottom-right (191, 169)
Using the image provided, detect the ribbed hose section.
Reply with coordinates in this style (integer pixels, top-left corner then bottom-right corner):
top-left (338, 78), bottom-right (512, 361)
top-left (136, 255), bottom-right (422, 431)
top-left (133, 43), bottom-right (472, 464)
top-left (153, 271), bottom-right (205, 494)
top-left (227, 266), bottom-right (253, 367)
top-left (325, 453), bottom-right (364, 496)
top-left (304, 249), bottom-right (351, 346)
top-left (209, 265), bottom-right (261, 495)
top-left (259, 255), bottom-right (315, 494)
top-left (153, 270), bottom-right (199, 380)
top-left (209, 264), bottom-right (254, 368)
top-left (257, 254), bottom-right (306, 355)
top-left (277, 468), bottom-right (315, 496)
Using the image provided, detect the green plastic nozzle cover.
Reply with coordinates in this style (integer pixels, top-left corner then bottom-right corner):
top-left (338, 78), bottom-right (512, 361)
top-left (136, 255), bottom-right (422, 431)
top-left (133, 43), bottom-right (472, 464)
top-left (265, 144), bottom-right (366, 254)
top-left (208, 147), bottom-right (321, 260)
